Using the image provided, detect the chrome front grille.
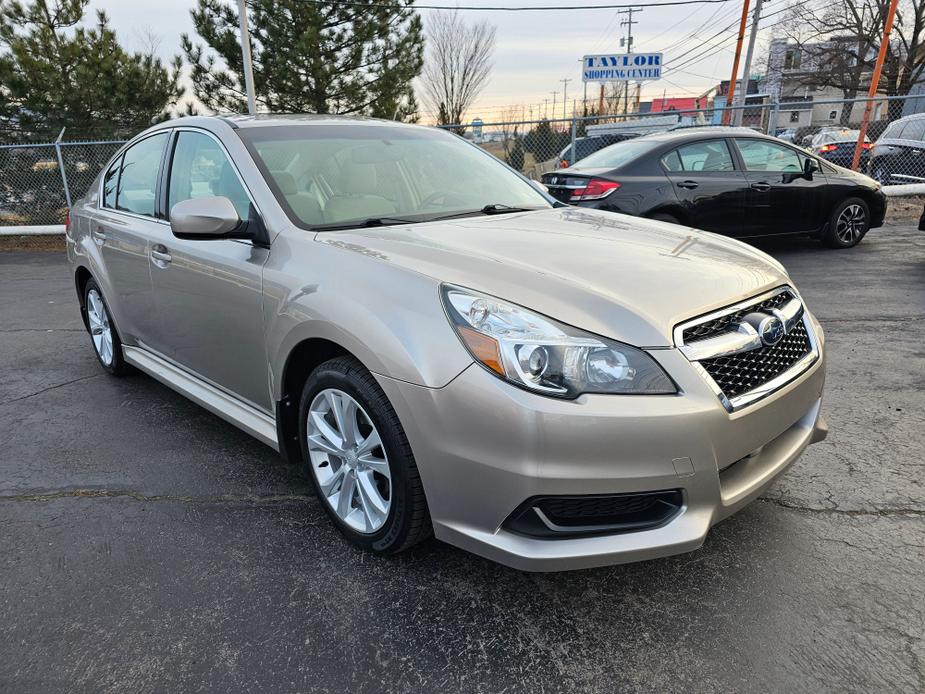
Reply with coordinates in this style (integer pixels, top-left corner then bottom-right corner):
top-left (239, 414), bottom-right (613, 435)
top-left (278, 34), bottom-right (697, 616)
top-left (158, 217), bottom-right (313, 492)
top-left (675, 287), bottom-right (819, 411)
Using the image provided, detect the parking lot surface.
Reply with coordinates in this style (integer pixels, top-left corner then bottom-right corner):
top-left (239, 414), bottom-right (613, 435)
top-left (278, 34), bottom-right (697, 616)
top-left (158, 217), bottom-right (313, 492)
top-left (1, 225), bottom-right (923, 693)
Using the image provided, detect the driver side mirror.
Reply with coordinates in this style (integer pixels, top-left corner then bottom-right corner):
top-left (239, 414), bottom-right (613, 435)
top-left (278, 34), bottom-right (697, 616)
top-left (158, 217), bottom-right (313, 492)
top-left (170, 196), bottom-right (242, 239)
top-left (803, 157), bottom-right (818, 179)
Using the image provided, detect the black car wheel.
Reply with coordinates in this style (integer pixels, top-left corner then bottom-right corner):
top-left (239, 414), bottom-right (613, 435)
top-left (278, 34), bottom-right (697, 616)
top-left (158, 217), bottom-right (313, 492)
top-left (298, 356), bottom-right (432, 554)
top-left (871, 163), bottom-right (889, 184)
top-left (823, 197), bottom-right (870, 249)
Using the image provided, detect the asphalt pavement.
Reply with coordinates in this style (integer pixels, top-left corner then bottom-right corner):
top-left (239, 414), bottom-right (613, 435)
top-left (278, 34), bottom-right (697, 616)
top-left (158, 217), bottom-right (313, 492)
top-left (1, 224), bottom-right (923, 693)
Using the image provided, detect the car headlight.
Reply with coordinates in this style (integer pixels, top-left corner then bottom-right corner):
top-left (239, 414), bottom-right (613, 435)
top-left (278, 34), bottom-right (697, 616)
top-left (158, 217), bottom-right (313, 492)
top-left (441, 285), bottom-right (677, 398)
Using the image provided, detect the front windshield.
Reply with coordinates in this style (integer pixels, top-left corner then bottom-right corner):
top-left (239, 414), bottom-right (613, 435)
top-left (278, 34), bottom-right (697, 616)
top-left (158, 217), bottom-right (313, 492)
top-left (238, 123), bottom-right (551, 228)
top-left (573, 139), bottom-right (659, 170)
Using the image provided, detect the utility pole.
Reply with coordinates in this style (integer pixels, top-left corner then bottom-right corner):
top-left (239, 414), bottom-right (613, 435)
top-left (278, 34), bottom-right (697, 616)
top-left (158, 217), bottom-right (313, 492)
top-left (551, 91), bottom-right (559, 121)
top-left (560, 78), bottom-right (572, 120)
top-left (723, 0), bottom-right (751, 125)
top-left (619, 7), bottom-right (642, 117)
top-left (733, 0), bottom-right (764, 125)
top-left (852, 0), bottom-right (900, 170)
top-left (543, 98), bottom-right (550, 118)
top-left (237, 0), bottom-right (257, 115)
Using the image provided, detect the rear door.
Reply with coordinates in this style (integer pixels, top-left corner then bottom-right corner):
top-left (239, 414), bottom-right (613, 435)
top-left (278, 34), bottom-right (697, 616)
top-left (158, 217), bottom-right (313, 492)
top-left (146, 128), bottom-right (272, 411)
top-left (89, 132), bottom-right (170, 345)
top-left (732, 138), bottom-right (826, 235)
top-left (660, 138), bottom-right (747, 235)
top-left (885, 117), bottom-right (925, 182)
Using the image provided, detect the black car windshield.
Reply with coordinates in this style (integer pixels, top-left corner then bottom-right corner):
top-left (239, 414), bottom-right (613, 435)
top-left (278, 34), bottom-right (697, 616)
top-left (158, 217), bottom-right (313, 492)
top-left (238, 124), bottom-right (551, 229)
top-left (572, 139), bottom-right (660, 170)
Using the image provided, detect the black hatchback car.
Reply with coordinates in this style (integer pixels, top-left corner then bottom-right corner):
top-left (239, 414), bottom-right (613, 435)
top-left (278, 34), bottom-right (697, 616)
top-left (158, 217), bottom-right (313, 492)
top-left (868, 112), bottom-right (925, 185)
top-left (541, 127), bottom-right (887, 248)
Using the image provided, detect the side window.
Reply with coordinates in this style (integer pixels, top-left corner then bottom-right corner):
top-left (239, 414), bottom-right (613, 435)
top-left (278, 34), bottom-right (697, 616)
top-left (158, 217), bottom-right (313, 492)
top-left (116, 133), bottom-right (168, 217)
top-left (661, 150), bottom-right (683, 172)
top-left (735, 139), bottom-right (804, 173)
top-left (883, 122), bottom-right (904, 139)
top-left (666, 140), bottom-right (735, 172)
top-left (168, 131), bottom-right (251, 220)
top-left (901, 119), bottom-right (925, 141)
top-left (102, 155), bottom-right (122, 209)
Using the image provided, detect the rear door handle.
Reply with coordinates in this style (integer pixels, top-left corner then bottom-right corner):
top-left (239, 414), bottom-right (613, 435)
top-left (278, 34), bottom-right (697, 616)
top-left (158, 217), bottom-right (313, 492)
top-left (750, 182), bottom-right (771, 192)
top-left (90, 227), bottom-right (107, 245)
top-left (676, 180), bottom-right (699, 189)
top-left (151, 245), bottom-right (172, 265)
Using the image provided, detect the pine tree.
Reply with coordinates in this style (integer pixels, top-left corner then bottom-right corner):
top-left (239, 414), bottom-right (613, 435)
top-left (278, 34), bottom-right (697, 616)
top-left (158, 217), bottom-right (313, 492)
top-left (182, 0), bottom-right (424, 121)
top-left (0, 0), bottom-right (183, 139)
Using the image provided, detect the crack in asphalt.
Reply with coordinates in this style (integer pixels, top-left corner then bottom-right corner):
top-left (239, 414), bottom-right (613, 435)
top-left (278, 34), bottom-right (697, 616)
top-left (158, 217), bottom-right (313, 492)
top-left (0, 328), bottom-right (84, 333)
top-left (0, 489), bottom-right (315, 504)
top-left (0, 373), bottom-right (102, 406)
top-left (759, 497), bottom-right (925, 518)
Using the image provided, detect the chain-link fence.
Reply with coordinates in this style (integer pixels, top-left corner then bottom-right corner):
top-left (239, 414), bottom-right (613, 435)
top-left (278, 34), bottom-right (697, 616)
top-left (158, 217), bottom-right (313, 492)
top-left (4, 94), bottom-right (925, 227)
top-left (440, 94), bottom-right (925, 188)
top-left (0, 138), bottom-right (125, 226)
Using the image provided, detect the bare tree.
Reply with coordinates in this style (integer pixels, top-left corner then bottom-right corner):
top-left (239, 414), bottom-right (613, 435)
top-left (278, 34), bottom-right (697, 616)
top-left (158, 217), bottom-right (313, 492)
top-left (782, 0), bottom-right (925, 121)
top-left (420, 10), bottom-right (496, 128)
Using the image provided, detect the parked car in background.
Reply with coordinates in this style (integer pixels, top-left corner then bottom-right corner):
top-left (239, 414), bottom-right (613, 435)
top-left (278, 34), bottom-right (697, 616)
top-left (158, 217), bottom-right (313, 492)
top-left (68, 115), bottom-right (828, 571)
top-left (541, 126), bottom-right (886, 248)
top-left (869, 112), bottom-right (925, 184)
top-left (808, 128), bottom-right (870, 168)
top-left (556, 133), bottom-right (638, 168)
top-left (776, 128), bottom-right (798, 143)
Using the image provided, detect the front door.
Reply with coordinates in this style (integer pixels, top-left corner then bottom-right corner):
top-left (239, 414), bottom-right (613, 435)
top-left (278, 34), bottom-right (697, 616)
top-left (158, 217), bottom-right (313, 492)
top-left (147, 129), bottom-right (272, 412)
top-left (660, 138), bottom-right (748, 236)
top-left (733, 138), bottom-right (826, 235)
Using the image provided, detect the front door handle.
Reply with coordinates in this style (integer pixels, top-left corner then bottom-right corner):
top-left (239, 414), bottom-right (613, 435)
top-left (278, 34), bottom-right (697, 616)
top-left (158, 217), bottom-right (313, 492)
top-left (676, 180), bottom-right (699, 189)
top-left (750, 182), bottom-right (772, 192)
top-left (151, 245), bottom-right (172, 265)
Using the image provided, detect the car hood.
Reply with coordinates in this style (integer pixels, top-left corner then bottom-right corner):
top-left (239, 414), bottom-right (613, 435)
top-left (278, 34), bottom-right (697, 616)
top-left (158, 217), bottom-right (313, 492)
top-left (316, 207), bottom-right (790, 347)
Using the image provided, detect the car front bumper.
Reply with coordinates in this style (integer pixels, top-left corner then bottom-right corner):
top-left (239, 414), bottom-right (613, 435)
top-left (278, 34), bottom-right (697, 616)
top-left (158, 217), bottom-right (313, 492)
top-left (375, 319), bottom-right (827, 572)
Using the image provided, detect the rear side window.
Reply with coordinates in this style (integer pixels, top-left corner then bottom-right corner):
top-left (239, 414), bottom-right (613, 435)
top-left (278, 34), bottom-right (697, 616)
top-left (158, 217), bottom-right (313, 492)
top-left (168, 131), bottom-right (251, 220)
top-left (901, 119), bottom-right (925, 141)
top-left (102, 156), bottom-right (121, 209)
top-left (663, 140), bottom-right (735, 172)
top-left (116, 133), bottom-right (168, 217)
top-left (883, 121), bottom-right (906, 139)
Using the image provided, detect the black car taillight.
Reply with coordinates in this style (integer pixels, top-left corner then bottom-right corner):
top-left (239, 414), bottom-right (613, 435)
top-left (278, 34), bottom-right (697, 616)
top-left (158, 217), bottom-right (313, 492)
top-left (570, 178), bottom-right (620, 202)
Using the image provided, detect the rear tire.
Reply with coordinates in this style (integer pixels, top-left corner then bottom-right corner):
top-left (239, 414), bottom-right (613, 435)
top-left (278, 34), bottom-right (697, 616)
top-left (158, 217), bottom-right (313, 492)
top-left (83, 278), bottom-right (129, 376)
top-left (298, 356), bottom-right (432, 554)
top-left (822, 197), bottom-right (870, 249)
top-left (649, 212), bottom-right (681, 225)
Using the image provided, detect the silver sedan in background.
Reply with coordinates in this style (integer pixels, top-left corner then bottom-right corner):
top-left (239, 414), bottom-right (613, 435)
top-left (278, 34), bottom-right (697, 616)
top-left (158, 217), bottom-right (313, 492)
top-left (67, 115), bottom-right (827, 571)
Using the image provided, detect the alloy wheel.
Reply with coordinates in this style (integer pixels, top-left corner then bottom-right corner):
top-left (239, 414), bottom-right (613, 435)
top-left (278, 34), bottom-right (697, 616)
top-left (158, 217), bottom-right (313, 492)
top-left (86, 288), bottom-right (114, 366)
top-left (306, 388), bottom-right (392, 533)
top-left (835, 204), bottom-right (867, 245)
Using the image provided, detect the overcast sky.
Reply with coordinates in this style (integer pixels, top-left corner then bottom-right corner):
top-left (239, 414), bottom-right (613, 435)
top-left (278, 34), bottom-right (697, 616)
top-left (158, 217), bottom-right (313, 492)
top-left (91, 0), bottom-right (780, 123)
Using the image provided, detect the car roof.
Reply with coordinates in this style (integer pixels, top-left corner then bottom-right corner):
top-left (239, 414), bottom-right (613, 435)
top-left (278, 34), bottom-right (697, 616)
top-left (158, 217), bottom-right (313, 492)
top-left (630, 126), bottom-right (770, 145)
top-left (145, 113), bottom-right (428, 134)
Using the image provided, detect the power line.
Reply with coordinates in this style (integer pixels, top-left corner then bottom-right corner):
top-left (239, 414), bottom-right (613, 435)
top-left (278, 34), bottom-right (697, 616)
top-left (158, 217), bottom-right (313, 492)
top-left (291, 0), bottom-right (734, 10)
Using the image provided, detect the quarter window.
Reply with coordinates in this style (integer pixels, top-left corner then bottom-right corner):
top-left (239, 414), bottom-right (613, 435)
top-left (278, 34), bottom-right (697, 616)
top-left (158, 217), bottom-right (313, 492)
top-left (900, 119), bottom-right (925, 141)
top-left (102, 156), bottom-right (121, 209)
top-left (168, 131), bottom-right (251, 220)
top-left (662, 140), bottom-right (735, 172)
top-left (734, 139), bottom-right (804, 173)
top-left (116, 133), bottom-right (168, 217)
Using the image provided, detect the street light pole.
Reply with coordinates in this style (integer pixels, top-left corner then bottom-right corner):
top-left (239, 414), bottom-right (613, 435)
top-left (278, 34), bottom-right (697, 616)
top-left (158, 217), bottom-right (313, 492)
top-left (237, 0), bottom-right (257, 115)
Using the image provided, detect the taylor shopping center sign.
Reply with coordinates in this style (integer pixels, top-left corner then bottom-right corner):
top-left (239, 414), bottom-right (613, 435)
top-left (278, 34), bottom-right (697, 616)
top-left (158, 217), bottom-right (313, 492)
top-left (582, 53), bottom-right (663, 82)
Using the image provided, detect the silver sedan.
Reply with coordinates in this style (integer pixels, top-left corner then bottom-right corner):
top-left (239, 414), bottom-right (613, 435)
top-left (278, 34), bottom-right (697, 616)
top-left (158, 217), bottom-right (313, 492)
top-left (67, 115), bottom-right (827, 571)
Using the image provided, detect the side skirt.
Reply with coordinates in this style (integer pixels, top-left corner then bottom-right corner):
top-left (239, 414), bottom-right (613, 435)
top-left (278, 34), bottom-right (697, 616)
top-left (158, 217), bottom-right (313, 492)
top-left (122, 345), bottom-right (279, 451)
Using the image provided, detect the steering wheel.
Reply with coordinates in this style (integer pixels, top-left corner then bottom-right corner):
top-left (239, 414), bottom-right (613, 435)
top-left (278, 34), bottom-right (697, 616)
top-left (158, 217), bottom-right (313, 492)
top-left (420, 191), bottom-right (469, 209)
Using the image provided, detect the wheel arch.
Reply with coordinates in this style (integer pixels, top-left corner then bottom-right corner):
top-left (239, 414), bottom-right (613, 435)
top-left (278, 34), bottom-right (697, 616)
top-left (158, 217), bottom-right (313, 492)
top-left (275, 337), bottom-right (356, 465)
top-left (645, 205), bottom-right (689, 225)
top-left (74, 265), bottom-right (93, 330)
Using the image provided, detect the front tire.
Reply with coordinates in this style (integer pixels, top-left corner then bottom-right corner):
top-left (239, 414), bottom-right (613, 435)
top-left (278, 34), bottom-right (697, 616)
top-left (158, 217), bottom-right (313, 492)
top-left (83, 278), bottom-right (129, 375)
top-left (822, 197), bottom-right (870, 249)
top-left (298, 356), bottom-right (431, 554)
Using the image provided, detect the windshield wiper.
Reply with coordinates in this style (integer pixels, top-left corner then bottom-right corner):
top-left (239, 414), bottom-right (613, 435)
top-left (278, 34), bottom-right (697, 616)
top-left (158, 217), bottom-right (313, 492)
top-left (432, 204), bottom-right (543, 221)
top-left (311, 216), bottom-right (424, 231)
